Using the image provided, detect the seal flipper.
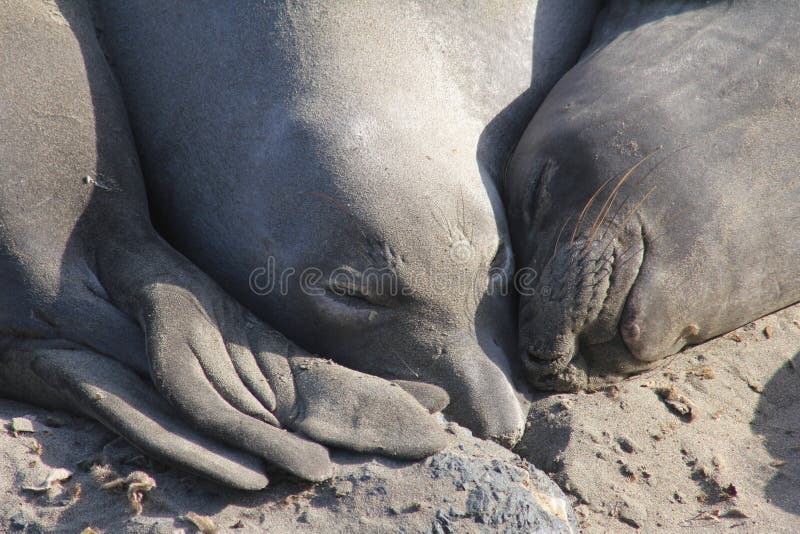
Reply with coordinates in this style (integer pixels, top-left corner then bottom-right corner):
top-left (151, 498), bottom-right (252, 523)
top-left (0, 347), bottom-right (268, 490)
top-left (286, 361), bottom-right (449, 459)
top-left (128, 274), bottom-right (334, 482)
top-left (390, 380), bottom-right (450, 414)
top-left (250, 344), bottom-right (449, 459)
top-left (99, 237), bottom-right (445, 477)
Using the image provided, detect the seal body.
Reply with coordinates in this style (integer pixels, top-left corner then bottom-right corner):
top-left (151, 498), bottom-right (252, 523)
top-left (0, 0), bottom-right (461, 489)
top-left (93, 0), bottom-right (599, 440)
top-left (506, 0), bottom-right (800, 391)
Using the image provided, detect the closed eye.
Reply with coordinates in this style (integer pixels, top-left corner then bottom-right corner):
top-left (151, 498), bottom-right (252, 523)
top-left (327, 279), bottom-right (398, 309)
top-left (526, 158), bottom-right (558, 224)
top-left (311, 287), bottom-right (387, 325)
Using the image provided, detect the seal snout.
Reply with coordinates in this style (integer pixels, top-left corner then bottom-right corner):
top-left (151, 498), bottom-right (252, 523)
top-left (526, 333), bottom-right (576, 362)
top-left (522, 333), bottom-right (581, 390)
top-left (522, 344), bottom-right (589, 393)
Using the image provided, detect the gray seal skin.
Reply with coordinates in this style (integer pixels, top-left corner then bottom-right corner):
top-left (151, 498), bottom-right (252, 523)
top-left (92, 1), bottom-right (599, 441)
top-left (0, 0), bottom-right (452, 490)
top-left (506, 0), bottom-right (800, 392)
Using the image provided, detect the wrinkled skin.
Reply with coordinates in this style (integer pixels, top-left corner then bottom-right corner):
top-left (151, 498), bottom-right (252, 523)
top-left (506, 0), bottom-right (800, 392)
top-left (91, 1), bottom-right (599, 442)
top-left (0, 0), bottom-right (449, 490)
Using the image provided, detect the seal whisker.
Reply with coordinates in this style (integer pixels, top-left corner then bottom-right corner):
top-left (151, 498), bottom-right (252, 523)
top-left (432, 205), bottom-right (456, 241)
top-left (594, 210), bottom-right (673, 279)
top-left (570, 174), bottom-right (616, 245)
top-left (594, 189), bottom-right (638, 248)
top-left (592, 143), bottom-right (699, 265)
top-left (430, 207), bottom-right (448, 234)
top-left (543, 215), bottom-right (575, 274)
top-left (583, 149), bottom-right (660, 253)
top-left (585, 160), bottom-right (646, 239)
top-left (593, 184), bottom-right (659, 267)
top-left (616, 186), bottom-right (657, 235)
top-left (614, 230), bottom-right (669, 271)
top-left (620, 184), bottom-right (687, 267)
top-left (592, 144), bottom-right (689, 251)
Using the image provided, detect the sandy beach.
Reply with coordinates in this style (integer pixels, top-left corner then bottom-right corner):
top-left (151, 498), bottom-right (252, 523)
top-left (1, 303), bottom-right (798, 533)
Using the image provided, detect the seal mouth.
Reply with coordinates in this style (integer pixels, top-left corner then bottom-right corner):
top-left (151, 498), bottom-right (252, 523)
top-left (523, 333), bottom-right (666, 392)
top-left (523, 348), bottom-right (589, 392)
top-left (522, 329), bottom-right (588, 391)
top-left (526, 347), bottom-right (565, 362)
top-left (525, 333), bottom-right (575, 362)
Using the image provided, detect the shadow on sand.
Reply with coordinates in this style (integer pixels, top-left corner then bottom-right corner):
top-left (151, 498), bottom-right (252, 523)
top-left (753, 350), bottom-right (800, 516)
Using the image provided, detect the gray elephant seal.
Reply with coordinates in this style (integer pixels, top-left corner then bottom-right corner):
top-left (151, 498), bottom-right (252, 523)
top-left (506, 1), bottom-right (800, 391)
top-left (0, 0), bottom-right (451, 490)
top-left (0, 0), bottom-right (599, 488)
top-left (92, 1), bottom-right (599, 441)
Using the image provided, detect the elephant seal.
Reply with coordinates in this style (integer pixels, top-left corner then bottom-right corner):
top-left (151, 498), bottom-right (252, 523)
top-left (0, 0), bottom-right (451, 490)
top-left (506, 0), bottom-right (800, 391)
top-left (92, 1), bottom-right (600, 441)
top-left (0, 0), bottom-right (600, 487)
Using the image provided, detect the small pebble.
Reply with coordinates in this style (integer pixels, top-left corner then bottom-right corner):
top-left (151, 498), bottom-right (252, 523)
top-left (617, 436), bottom-right (638, 454)
top-left (22, 467), bottom-right (72, 492)
top-left (11, 417), bottom-right (34, 434)
top-left (182, 512), bottom-right (219, 534)
top-left (334, 480), bottom-right (353, 497)
top-left (10, 512), bottom-right (28, 530)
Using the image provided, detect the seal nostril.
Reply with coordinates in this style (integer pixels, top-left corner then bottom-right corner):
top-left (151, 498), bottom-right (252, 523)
top-left (621, 321), bottom-right (641, 342)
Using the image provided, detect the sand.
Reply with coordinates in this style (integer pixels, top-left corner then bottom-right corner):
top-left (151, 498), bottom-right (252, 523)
top-left (1, 303), bottom-right (798, 533)
top-left (0, 410), bottom-right (574, 533)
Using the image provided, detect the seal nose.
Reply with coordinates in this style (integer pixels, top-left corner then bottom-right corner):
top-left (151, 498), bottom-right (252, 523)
top-left (434, 337), bottom-right (525, 446)
top-left (526, 334), bottom-right (576, 362)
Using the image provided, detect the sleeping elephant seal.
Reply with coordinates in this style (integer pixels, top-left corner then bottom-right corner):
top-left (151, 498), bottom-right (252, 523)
top-left (92, 1), bottom-right (599, 441)
top-left (506, 0), bottom-right (800, 391)
top-left (0, 0), bottom-right (451, 490)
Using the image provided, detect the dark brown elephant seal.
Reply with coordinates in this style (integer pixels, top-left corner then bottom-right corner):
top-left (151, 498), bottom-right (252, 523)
top-left (506, 0), bottom-right (800, 391)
